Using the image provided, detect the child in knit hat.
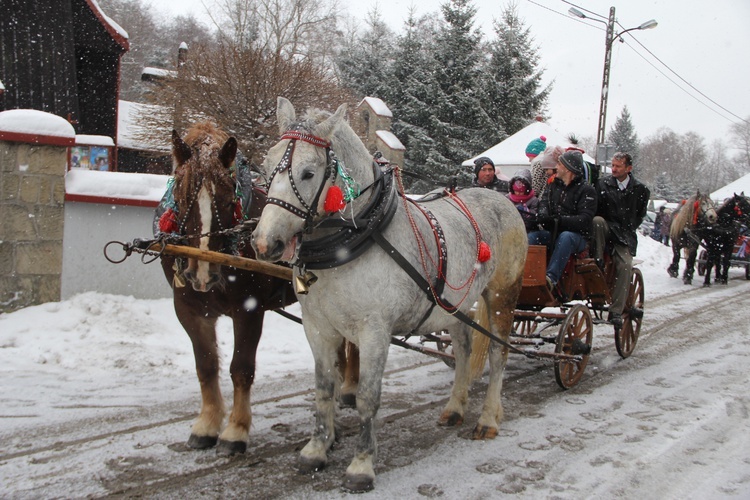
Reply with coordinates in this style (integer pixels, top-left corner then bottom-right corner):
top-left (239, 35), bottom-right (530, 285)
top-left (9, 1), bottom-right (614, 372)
top-left (506, 168), bottom-right (539, 233)
top-left (525, 136), bottom-right (547, 161)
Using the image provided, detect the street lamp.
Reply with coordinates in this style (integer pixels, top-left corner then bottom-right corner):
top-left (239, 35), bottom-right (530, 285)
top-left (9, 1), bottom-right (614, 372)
top-left (568, 7), bottom-right (657, 165)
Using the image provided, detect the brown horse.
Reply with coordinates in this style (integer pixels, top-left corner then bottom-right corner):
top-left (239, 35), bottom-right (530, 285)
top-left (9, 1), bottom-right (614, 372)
top-left (667, 191), bottom-right (718, 284)
top-left (159, 122), bottom-right (296, 455)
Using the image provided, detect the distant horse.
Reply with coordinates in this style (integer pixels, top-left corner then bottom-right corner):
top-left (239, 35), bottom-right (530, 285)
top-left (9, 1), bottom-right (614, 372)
top-left (158, 122), bottom-right (296, 455)
top-left (667, 191), bottom-right (718, 284)
top-left (251, 97), bottom-right (527, 492)
top-left (701, 193), bottom-right (750, 286)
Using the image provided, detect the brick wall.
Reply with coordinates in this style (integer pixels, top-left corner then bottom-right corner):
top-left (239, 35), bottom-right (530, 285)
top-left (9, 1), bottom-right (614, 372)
top-left (0, 141), bottom-right (67, 312)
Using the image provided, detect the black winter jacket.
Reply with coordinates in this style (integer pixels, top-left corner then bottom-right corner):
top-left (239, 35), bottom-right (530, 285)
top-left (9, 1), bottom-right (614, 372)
top-left (538, 177), bottom-right (598, 238)
top-left (595, 173), bottom-right (651, 255)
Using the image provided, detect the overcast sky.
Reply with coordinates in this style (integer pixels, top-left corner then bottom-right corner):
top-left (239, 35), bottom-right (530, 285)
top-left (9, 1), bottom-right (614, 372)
top-left (145, 0), bottom-right (749, 151)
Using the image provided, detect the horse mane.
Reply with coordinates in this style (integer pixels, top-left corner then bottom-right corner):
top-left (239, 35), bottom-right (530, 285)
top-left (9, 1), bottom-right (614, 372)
top-left (669, 194), bottom-right (698, 240)
top-left (291, 106), bottom-right (371, 173)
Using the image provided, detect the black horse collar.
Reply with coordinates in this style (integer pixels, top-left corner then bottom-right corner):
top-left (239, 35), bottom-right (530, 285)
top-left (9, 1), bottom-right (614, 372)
top-left (296, 162), bottom-right (398, 270)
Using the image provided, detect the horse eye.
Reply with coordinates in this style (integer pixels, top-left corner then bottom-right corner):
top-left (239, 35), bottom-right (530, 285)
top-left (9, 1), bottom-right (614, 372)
top-left (301, 170), bottom-right (315, 181)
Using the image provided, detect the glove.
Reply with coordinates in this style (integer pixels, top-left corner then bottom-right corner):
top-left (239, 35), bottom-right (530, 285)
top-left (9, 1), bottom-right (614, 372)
top-left (537, 216), bottom-right (555, 230)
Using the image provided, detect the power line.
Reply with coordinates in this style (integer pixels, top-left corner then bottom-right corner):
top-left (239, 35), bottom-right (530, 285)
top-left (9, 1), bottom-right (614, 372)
top-left (611, 37), bottom-right (740, 125)
top-left (616, 24), bottom-right (749, 126)
top-left (526, 0), bottom-right (747, 129)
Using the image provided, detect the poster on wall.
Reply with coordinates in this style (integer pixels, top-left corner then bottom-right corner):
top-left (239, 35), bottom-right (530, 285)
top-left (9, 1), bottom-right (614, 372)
top-left (70, 146), bottom-right (110, 171)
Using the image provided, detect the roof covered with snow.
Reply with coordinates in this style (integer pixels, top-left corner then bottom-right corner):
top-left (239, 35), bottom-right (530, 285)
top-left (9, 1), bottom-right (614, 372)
top-left (376, 130), bottom-right (405, 150)
top-left (65, 168), bottom-right (169, 203)
top-left (462, 119), bottom-right (595, 168)
top-left (360, 97), bottom-right (392, 118)
top-left (711, 172), bottom-right (750, 202)
top-left (117, 100), bottom-right (170, 152)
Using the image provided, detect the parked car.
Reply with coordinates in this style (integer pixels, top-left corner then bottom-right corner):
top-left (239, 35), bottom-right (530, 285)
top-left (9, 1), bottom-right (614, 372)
top-left (639, 210), bottom-right (656, 237)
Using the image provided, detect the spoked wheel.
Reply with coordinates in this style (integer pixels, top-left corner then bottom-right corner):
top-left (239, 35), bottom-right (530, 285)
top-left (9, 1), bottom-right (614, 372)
top-left (554, 304), bottom-right (593, 389)
top-left (616, 268), bottom-right (644, 358)
top-left (513, 318), bottom-right (538, 337)
top-left (697, 250), bottom-right (707, 276)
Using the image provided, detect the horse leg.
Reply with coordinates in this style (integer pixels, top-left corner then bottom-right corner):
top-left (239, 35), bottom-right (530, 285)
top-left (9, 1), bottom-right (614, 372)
top-left (703, 253), bottom-right (713, 288)
top-left (215, 311), bottom-right (264, 455)
top-left (471, 280), bottom-right (520, 439)
top-left (438, 322), bottom-right (471, 428)
top-left (720, 246), bottom-right (731, 284)
top-left (683, 247), bottom-right (697, 284)
top-left (342, 329), bottom-right (390, 493)
top-left (337, 340), bottom-right (359, 408)
top-left (298, 330), bottom-right (342, 474)
top-left (667, 243), bottom-right (680, 278)
top-left (177, 305), bottom-right (224, 449)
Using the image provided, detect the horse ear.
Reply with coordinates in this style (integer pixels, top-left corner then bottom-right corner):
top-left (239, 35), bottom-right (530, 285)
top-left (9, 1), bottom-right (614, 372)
top-left (172, 130), bottom-right (192, 164)
top-left (315, 103), bottom-right (347, 139)
top-left (219, 137), bottom-right (238, 169)
top-left (277, 97), bottom-right (296, 133)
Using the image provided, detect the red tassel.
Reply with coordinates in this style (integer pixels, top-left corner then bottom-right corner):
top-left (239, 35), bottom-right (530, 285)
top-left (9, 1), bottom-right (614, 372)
top-left (159, 208), bottom-right (178, 233)
top-left (324, 185), bottom-right (346, 212)
top-left (478, 241), bottom-right (491, 263)
top-left (233, 201), bottom-right (244, 225)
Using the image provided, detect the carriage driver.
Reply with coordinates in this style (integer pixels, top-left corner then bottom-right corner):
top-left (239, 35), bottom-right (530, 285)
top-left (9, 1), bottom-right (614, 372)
top-left (527, 150), bottom-right (598, 297)
top-left (592, 152), bottom-right (651, 328)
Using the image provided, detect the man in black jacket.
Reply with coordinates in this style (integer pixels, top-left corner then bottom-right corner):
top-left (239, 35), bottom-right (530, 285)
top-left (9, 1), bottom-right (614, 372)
top-left (528, 150), bottom-right (598, 293)
top-left (471, 157), bottom-right (509, 193)
top-left (592, 152), bottom-right (650, 327)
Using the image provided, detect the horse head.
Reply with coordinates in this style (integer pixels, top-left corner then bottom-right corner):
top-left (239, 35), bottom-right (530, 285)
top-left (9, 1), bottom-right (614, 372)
top-left (252, 97), bottom-right (372, 262)
top-left (729, 192), bottom-right (750, 225)
top-left (171, 123), bottom-right (239, 291)
top-left (696, 191), bottom-right (718, 226)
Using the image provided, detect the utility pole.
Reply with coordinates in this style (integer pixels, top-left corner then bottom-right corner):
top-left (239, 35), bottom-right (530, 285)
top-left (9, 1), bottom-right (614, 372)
top-left (596, 7), bottom-right (616, 166)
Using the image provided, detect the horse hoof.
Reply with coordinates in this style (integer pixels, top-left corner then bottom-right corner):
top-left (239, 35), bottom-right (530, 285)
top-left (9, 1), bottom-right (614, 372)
top-left (298, 456), bottom-right (326, 474)
top-left (702, 282), bottom-right (711, 288)
top-left (342, 473), bottom-right (374, 493)
top-left (339, 393), bottom-right (357, 409)
top-left (472, 424), bottom-right (498, 440)
top-left (683, 278), bottom-right (692, 285)
top-left (667, 269), bottom-right (678, 278)
top-left (187, 434), bottom-right (218, 450)
top-left (437, 411), bottom-right (464, 427)
top-left (216, 439), bottom-right (247, 456)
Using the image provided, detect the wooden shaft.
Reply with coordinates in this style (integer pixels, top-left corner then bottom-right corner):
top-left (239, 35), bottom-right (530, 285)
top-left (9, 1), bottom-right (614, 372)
top-left (154, 243), bottom-right (293, 281)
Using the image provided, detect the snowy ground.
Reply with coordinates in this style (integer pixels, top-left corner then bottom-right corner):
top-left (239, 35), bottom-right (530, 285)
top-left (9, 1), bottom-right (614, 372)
top-left (1, 234), bottom-right (750, 498)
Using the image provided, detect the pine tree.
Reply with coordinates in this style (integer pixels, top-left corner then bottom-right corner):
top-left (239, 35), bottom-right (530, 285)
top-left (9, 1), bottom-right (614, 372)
top-left (608, 106), bottom-right (640, 166)
top-left (484, 5), bottom-right (550, 136)
top-left (387, 12), bottom-right (453, 192)
top-left (334, 9), bottom-right (395, 100)
top-left (429, 0), bottom-right (493, 166)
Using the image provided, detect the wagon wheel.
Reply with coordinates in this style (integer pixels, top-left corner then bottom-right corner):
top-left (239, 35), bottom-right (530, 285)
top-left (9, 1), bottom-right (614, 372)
top-left (554, 304), bottom-right (593, 389)
top-left (616, 268), bottom-right (644, 359)
top-left (697, 249), bottom-right (707, 276)
top-left (513, 318), bottom-right (538, 337)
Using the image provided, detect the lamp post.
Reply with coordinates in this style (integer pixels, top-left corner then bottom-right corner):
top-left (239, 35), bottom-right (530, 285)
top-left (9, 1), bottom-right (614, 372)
top-left (568, 7), bottom-right (657, 166)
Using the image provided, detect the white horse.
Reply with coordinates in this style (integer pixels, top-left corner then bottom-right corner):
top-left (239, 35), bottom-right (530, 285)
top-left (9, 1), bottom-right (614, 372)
top-left (251, 97), bottom-right (527, 492)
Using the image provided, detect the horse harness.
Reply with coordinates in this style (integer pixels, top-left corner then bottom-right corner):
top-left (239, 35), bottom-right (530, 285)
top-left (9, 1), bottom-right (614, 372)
top-left (267, 129), bottom-right (534, 357)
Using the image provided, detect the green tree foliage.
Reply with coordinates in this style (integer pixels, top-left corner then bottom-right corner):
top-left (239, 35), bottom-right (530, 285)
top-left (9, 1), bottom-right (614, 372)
top-left (334, 9), bottom-right (394, 99)
top-left (484, 4), bottom-right (550, 136)
top-left (429, 0), bottom-right (495, 169)
top-left (608, 106), bottom-right (640, 166)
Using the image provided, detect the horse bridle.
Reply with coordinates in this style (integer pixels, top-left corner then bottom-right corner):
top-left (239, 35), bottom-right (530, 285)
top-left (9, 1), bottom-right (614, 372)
top-left (265, 130), bottom-right (338, 234)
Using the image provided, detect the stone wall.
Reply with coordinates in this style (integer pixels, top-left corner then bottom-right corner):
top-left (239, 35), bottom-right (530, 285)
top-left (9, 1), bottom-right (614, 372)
top-left (0, 141), bottom-right (67, 312)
